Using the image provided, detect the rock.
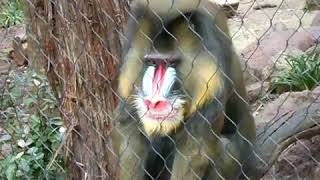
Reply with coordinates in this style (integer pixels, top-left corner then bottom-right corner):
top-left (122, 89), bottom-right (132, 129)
top-left (264, 134), bottom-right (320, 179)
top-left (246, 82), bottom-right (270, 103)
top-left (259, 86), bottom-right (320, 179)
top-left (253, 3), bottom-right (277, 10)
top-left (313, 85), bottom-right (320, 93)
top-left (273, 48), bottom-right (304, 70)
top-left (271, 22), bottom-right (288, 31)
top-left (239, 58), bottom-right (259, 85)
top-left (241, 29), bottom-right (317, 80)
top-left (0, 60), bottom-right (11, 74)
top-left (255, 86), bottom-right (320, 125)
top-left (274, 135), bottom-right (320, 179)
top-left (311, 11), bottom-right (320, 26)
top-left (0, 25), bottom-right (25, 50)
top-left (10, 37), bottom-right (28, 66)
top-left (305, 26), bottom-right (320, 40)
top-left (1, 144), bottom-right (12, 157)
top-left (240, 44), bottom-right (272, 81)
top-left (313, 166), bottom-right (320, 180)
top-left (213, 0), bottom-right (239, 7)
top-left (0, 134), bottom-right (11, 142)
top-left (214, 0), bottom-right (239, 4)
top-left (211, 0), bottom-right (239, 17)
top-left (305, 43), bottom-right (320, 53)
top-left (279, 0), bottom-right (306, 10)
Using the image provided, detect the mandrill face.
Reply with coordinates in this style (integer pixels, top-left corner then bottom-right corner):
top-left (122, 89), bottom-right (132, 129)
top-left (133, 57), bottom-right (187, 135)
top-left (118, 18), bottom-right (223, 136)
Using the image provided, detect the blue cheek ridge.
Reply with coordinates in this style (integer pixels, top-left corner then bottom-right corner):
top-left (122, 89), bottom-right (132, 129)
top-left (142, 66), bottom-right (176, 98)
top-left (142, 66), bottom-right (155, 96)
top-left (161, 67), bottom-right (176, 97)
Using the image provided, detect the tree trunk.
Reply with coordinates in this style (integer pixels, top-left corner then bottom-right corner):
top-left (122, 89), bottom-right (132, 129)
top-left (22, 0), bottom-right (320, 179)
top-left (23, 0), bottom-right (128, 179)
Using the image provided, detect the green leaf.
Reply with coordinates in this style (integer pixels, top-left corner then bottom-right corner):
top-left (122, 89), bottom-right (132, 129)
top-left (15, 170), bottom-right (23, 177)
top-left (23, 97), bottom-right (36, 106)
top-left (36, 153), bottom-right (44, 160)
top-left (18, 158), bottom-right (30, 172)
top-left (10, 87), bottom-right (22, 99)
top-left (15, 152), bottom-right (24, 159)
top-left (31, 115), bottom-right (40, 124)
top-left (26, 147), bottom-right (38, 155)
top-left (8, 155), bottom-right (16, 164)
top-left (5, 164), bottom-right (16, 180)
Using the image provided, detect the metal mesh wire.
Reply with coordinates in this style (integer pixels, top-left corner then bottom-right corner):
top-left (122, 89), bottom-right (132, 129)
top-left (0, 0), bottom-right (319, 179)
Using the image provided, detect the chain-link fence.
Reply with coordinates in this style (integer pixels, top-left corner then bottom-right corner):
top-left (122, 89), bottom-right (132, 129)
top-left (0, 0), bottom-right (320, 179)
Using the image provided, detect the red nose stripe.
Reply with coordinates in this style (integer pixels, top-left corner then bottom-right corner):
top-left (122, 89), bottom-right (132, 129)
top-left (144, 99), bottom-right (168, 111)
top-left (152, 63), bottom-right (166, 95)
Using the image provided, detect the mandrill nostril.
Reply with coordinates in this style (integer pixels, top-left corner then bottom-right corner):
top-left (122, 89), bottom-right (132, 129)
top-left (144, 99), bottom-right (169, 110)
top-left (144, 99), bottom-right (151, 108)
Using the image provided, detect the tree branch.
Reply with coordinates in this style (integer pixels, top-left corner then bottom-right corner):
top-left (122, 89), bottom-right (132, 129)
top-left (247, 102), bottom-right (320, 179)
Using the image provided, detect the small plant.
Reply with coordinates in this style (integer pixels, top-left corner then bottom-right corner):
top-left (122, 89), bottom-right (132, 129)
top-left (271, 50), bottom-right (320, 93)
top-left (0, 0), bottom-right (24, 27)
top-left (304, 1), bottom-right (320, 11)
top-left (0, 69), bottom-right (65, 179)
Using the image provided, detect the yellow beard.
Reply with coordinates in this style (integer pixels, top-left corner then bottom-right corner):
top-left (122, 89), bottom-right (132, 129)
top-left (133, 95), bottom-right (186, 136)
top-left (141, 110), bottom-right (185, 136)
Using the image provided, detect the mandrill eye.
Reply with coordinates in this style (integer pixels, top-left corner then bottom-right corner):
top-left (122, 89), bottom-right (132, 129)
top-left (167, 58), bottom-right (180, 68)
top-left (144, 53), bottom-right (181, 67)
top-left (143, 55), bottom-right (157, 66)
top-left (145, 59), bottom-right (156, 67)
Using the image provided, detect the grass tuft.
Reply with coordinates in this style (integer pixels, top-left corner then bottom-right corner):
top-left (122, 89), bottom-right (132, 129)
top-left (0, 0), bottom-right (24, 27)
top-left (271, 49), bottom-right (320, 93)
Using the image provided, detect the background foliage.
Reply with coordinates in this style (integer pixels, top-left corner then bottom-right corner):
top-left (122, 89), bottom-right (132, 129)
top-left (0, 0), bottom-right (24, 27)
top-left (0, 68), bottom-right (65, 179)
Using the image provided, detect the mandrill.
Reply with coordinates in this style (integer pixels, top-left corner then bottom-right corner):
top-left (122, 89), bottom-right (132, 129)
top-left (115, 0), bottom-right (256, 179)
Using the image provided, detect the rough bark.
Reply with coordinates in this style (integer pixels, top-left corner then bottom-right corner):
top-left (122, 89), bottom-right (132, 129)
top-left (23, 0), bottom-right (128, 179)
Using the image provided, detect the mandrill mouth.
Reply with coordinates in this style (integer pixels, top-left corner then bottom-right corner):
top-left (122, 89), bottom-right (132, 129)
top-left (133, 94), bottom-right (186, 135)
top-left (143, 98), bottom-right (179, 121)
top-left (145, 109), bottom-right (179, 121)
top-left (132, 93), bottom-right (186, 122)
